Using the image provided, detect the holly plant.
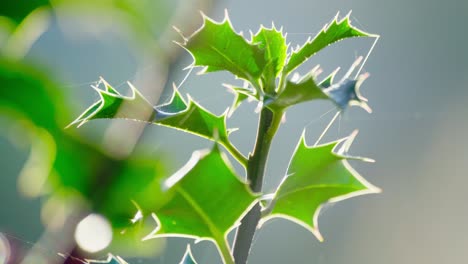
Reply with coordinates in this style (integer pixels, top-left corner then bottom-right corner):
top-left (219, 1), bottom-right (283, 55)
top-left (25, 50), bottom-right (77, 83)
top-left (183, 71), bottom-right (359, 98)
top-left (71, 11), bottom-right (380, 264)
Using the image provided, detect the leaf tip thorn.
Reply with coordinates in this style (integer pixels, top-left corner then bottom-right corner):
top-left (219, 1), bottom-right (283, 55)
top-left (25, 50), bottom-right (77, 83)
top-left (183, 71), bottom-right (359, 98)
top-left (223, 8), bottom-right (230, 21)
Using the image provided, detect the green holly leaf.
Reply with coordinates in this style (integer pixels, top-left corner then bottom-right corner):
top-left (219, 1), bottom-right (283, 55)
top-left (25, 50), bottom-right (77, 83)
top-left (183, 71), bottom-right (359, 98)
top-left (180, 245), bottom-right (198, 264)
top-left (86, 254), bottom-right (128, 264)
top-left (155, 90), bottom-right (230, 144)
top-left (68, 79), bottom-right (154, 127)
top-left (252, 25), bottom-right (287, 92)
top-left (69, 79), bottom-right (247, 165)
top-left (285, 13), bottom-right (375, 74)
top-left (182, 11), bottom-right (266, 87)
top-left (268, 59), bottom-right (371, 112)
top-left (261, 132), bottom-right (380, 241)
top-left (145, 146), bottom-right (258, 264)
top-left (267, 66), bottom-right (327, 110)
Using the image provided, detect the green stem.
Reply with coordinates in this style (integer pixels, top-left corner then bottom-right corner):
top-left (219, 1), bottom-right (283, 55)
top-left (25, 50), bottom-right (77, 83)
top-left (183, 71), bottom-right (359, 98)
top-left (216, 237), bottom-right (236, 264)
top-left (232, 107), bottom-right (283, 264)
top-left (222, 140), bottom-right (248, 168)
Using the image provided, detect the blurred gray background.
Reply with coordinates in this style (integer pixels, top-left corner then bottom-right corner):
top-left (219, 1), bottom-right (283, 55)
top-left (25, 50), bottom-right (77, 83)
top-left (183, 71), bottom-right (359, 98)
top-left (1, 0), bottom-right (468, 263)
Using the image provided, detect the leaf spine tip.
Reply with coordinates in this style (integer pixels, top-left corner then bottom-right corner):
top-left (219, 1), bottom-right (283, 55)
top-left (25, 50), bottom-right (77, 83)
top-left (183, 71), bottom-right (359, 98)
top-left (199, 10), bottom-right (208, 21)
top-left (340, 129), bottom-right (359, 154)
top-left (65, 120), bottom-right (78, 129)
top-left (333, 11), bottom-right (340, 23)
top-left (221, 107), bottom-right (230, 118)
top-left (172, 82), bottom-right (179, 92)
top-left (172, 26), bottom-right (188, 43)
top-left (185, 93), bottom-right (193, 102)
top-left (332, 67), bottom-right (341, 76)
top-left (221, 83), bottom-right (232, 90)
top-left (227, 127), bottom-right (239, 134)
top-left (300, 129), bottom-right (308, 144)
top-left (363, 157), bottom-right (376, 163)
top-left (126, 81), bottom-right (139, 99)
top-left (373, 186), bottom-right (383, 193)
top-left (76, 120), bottom-right (87, 128)
top-left (345, 10), bottom-right (353, 20)
top-left (342, 56), bottom-right (363, 80)
top-left (182, 63), bottom-right (195, 71)
top-left (90, 83), bottom-right (104, 97)
top-left (235, 27), bottom-right (242, 35)
top-left (360, 102), bottom-right (372, 113)
top-left (196, 66), bottom-right (208, 75)
top-left (247, 29), bottom-right (254, 40)
top-left (223, 8), bottom-right (230, 22)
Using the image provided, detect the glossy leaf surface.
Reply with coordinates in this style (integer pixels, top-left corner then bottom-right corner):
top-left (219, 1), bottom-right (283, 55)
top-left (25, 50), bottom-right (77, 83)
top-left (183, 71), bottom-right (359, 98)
top-left (146, 146), bottom-right (258, 264)
top-left (267, 67), bottom-right (327, 110)
top-left (70, 79), bottom-right (234, 152)
top-left (252, 26), bottom-right (287, 91)
top-left (285, 14), bottom-right (374, 74)
top-left (262, 133), bottom-right (379, 241)
top-left (183, 12), bottom-right (266, 86)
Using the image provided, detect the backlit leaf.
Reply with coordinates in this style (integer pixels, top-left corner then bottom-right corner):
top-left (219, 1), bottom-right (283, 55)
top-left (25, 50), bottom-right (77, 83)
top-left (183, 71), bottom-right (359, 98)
top-left (267, 66), bottom-right (327, 110)
top-left (182, 11), bottom-right (266, 87)
top-left (252, 25), bottom-right (287, 92)
top-left (285, 14), bottom-right (375, 74)
top-left (69, 79), bottom-right (241, 160)
top-left (145, 146), bottom-right (258, 264)
top-left (261, 132), bottom-right (379, 241)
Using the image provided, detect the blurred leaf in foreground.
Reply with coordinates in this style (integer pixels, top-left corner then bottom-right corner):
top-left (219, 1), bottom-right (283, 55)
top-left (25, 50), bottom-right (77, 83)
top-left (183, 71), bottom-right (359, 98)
top-left (0, 59), bottom-right (166, 256)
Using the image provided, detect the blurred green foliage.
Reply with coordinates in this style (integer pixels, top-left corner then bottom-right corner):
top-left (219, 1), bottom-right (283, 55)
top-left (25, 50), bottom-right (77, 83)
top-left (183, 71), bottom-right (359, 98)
top-left (0, 0), bottom-right (50, 24)
top-left (0, 0), bottom-right (181, 260)
top-left (0, 50), bottom-right (167, 255)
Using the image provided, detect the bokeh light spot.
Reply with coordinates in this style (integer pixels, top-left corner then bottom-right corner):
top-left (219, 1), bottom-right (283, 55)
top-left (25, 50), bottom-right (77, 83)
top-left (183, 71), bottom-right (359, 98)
top-left (75, 214), bottom-right (112, 253)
